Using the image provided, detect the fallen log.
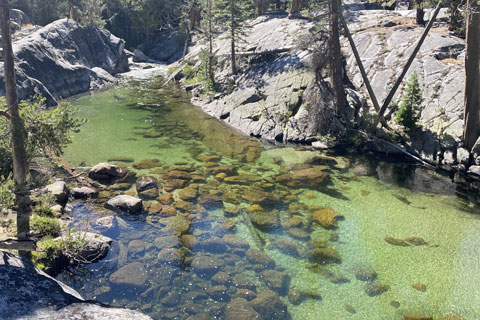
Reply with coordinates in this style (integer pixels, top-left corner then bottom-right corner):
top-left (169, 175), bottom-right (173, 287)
top-left (0, 238), bottom-right (37, 251)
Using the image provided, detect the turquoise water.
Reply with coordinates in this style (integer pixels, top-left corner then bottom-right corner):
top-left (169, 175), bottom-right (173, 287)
top-left (62, 78), bottom-right (480, 320)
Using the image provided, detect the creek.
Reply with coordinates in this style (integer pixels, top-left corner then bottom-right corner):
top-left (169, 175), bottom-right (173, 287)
top-left (61, 74), bottom-right (480, 319)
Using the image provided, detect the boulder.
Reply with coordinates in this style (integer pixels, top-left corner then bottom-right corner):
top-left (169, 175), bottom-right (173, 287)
top-left (312, 208), bottom-right (344, 228)
top-left (132, 49), bottom-right (153, 63)
top-left (468, 165), bottom-right (480, 176)
top-left (61, 232), bottom-right (112, 264)
top-left (89, 163), bottom-right (123, 181)
top-left (92, 215), bottom-right (117, 231)
top-left (457, 148), bottom-right (471, 165)
top-left (275, 166), bottom-right (329, 189)
top-left (0, 19), bottom-right (128, 105)
top-left (191, 254), bottom-right (224, 277)
top-left (45, 181), bottom-right (68, 202)
top-left (225, 298), bottom-right (260, 320)
top-left (106, 195), bottom-right (143, 214)
top-left (135, 176), bottom-right (159, 199)
top-left (0, 250), bottom-right (151, 320)
top-left (71, 186), bottom-right (98, 199)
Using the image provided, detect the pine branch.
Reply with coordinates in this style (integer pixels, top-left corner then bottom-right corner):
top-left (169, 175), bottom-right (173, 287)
top-left (0, 110), bottom-right (11, 119)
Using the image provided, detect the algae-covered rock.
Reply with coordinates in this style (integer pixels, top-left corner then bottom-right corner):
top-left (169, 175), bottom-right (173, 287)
top-left (412, 282), bottom-right (427, 292)
top-left (225, 298), bottom-right (260, 320)
top-left (308, 247), bottom-right (341, 264)
top-left (355, 266), bottom-right (377, 282)
top-left (178, 184), bottom-right (199, 201)
top-left (157, 248), bottom-right (185, 264)
top-left (275, 166), bottom-right (329, 189)
top-left (261, 270), bottom-right (290, 295)
top-left (191, 254), bottom-right (224, 277)
top-left (249, 290), bottom-right (288, 320)
top-left (286, 228), bottom-right (310, 240)
top-left (312, 208), bottom-right (344, 228)
top-left (365, 282), bottom-right (390, 296)
top-left (246, 249), bottom-right (275, 268)
top-left (272, 239), bottom-right (302, 257)
top-left (249, 210), bottom-right (279, 230)
top-left (403, 314), bottom-right (433, 320)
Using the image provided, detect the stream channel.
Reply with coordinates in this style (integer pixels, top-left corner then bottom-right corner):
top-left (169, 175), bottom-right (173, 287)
top-left (61, 72), bottom-right (480, 320)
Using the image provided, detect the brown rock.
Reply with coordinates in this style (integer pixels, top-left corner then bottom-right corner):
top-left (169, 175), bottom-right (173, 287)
top-left (164, 170), bottom-right (192, 180)
top-left (164, 179), bottom-right (189, 192)
top-left (212, 271), bottom-right (230, 285)
top-left (275, 166), bottom-right (329, 189)
top-left (178, 184), bottom-right (198, 202)
top-left (236, 289), bottom-right (257, 301)
top-left (287, 228), bottom-right (310, 240)
top-left (403, 314), bottom-right (433, 320)
top-left (308, 247), bottom-right (341, 264)
top-left (273, 239), bottom-right (302, 257)
top-left (261, 270), bottom-right (290, 295)
top-left (365, 283), bottom-right (390, 296)
top-left (313, 208), bottom-right (344, 228)
top-left (158, 193), bottom-right (174, 205)
top-left (224, 298), bottom-right (260, 320)
top-left (246, 249), bottom-right (275, 268)
top-left (412, 282), bottom-right (427, 292)
top-left (249, 290), bottom-right (288, 320)
top-left (355, 266), bottom-right (377, 282)
top-left (222, 234), bottom-right (250, 249)
top-left (154, 235), bottom-right (180, 249)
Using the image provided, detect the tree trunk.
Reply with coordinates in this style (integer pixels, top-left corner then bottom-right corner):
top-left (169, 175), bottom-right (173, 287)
top-left (230, 2), bottom-right (236, 75)
top-left (0, 0), bottom-right (30, 257)
top-left (415, 0), bottom-right (424, 25)
top-left (255, 0), bottom-right (266, 17)
top-left (189, 4), bottom-right (201, 30)
top-left (288, 0), bottom-right (302, 18)
top-left (463, 0), bottom-right (480, 148)
top-left (207, 0), bottom-right (214, 83)
top-left (329, 0), bottom-right (346, 114)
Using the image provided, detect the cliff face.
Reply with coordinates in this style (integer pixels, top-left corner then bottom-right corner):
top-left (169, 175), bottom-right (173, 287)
top-left (0, 19), bottom-right (128, 105)
top-left (183, 14), bottom-right (337, 143)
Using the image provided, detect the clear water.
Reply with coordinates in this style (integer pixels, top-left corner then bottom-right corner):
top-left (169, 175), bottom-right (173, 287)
top-left (62, 77), bottom-right (480, 320)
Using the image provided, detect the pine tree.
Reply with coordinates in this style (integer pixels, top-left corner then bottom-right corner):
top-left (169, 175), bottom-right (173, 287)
top-left (200, 0), bottom-right (216, 84)
top-left (395, 71), bottom-right (424, 134)
top-left (215, 0), bottom-right (252, 75)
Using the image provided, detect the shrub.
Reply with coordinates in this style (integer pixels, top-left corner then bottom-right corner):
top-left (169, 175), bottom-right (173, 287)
top-left (0, 174), bottom-right (15, 212)
top-left (0, 95), bottom-right (86, 177)
top-left (395, 71), bottom-right (424, 135)
top-left (31, 216), bottom-right (61, 237)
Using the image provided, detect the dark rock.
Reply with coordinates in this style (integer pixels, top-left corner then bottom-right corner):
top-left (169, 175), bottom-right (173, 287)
top-left (206, 285), bottom-right (230, 302)
top-left (212, 271), bottom-right (230, 285)
top-left (329, 273), bottom-right (351, 284)
top-left (222, 234), bottom-right (250, 249)
top-left (365, 283), bottom-right (390, 297)
top-left (261, 270), bottom-right (290, 295)
top-left (154, 235), bottom-right (180, 249)
top-left (390, 300), bottom-right (401, 308)
top-left (191, 254), bottom-right (224, 277)
top-left (249, 290), bottom-right (288, 320)
top-left (272, 239), bottom-right (302, 257)
top-left (89, 163), bottom-right (123, 181)
top-left (224, 298), bottom-right (260, 320)
top-left (136, 176), bottom-right (158, 193)
top-left (308, 247), bottom-right (341, 264)
top-left (345, 304), bottom-right (357, 314)
top-left (157, 248), bottom-right (185, 264)
top-left (355, 266), bottom-right (378, 282)
top-left (232, 274), bottom-right (257, 291)
top-left (110, 262), bottom-right (148, 286)
top-left (287, 289), bottom-right (307, 305)
top-left (286, 228), bottom-right (310, 240)
top-left (106, 195), bottom-right (143, 214)
top-left (246, 249), bottom-right (275, 268)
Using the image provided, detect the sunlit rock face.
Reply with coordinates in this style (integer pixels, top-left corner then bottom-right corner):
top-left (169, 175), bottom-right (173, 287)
top-left (0, 19), bottom-right (128, 105)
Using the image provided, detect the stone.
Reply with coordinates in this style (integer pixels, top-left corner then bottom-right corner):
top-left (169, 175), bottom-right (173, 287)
top-left (154, 235), bottom-right (179, 249)
top-left (235, 289), bottom-right (257, 301)
top-left (206, 285), bottom-right (230, 301)
top-left (457, 147), bottom-right (471, 165)
top-left (128, 240), bottom-right (145, 255)
top-left (191, 254), bottom-right (224, 276)
top-left (178, 184), bottom-right (199, 201)
top-left (345, 304), bottom-right (357, 314)
top-left (197, 154), bottom-right (222, 162)
top-left (106, 195), bottom-right (143, 214)
top-left (246, 249), bottom-right (275, 268)
top-left (225, 298), bottom-right (260, 320)
top-left (133, 159), bottom-right (162, 170)
top-left (365, 283), bottom-right (390, 297)
top-left (157, 248), bottom-right (185, 264)
top-left (157, 215), bottom-right (191, 236)
top-left (329, 273), bottom-right (351, 284)
top-left (89, 163), bottom-right (123, 181)
top-left (164, 170), bottom-right (192, 180)
top-left (57, 232), bottom-right (112, 264)
top-left (391, 300), bottom-right (401, 308)
top-left (272, 239), bottom-right (302, 257)
top-left (110, 262), bottom-right (148, 286)
top-left (468, 165), bottom-right (480, 176)
top-left (443, 150), bottom-right (456, 166)
top-left (308, 247), bottom-right (341, 264)
top-left (403, 314), bottom-right (433, 320)
top-left (412, 282), bottom-right (427, 292)
top-left (287, 289), bottom-right (307, 305)
top-left (164, 179), bottom-right (190, 192)
top-left (232, 274), bottom-right (257, 290)
top-left (92, 215), bottom-right (117, 230)
top-left (261, 270), bottom-right (290, 295)
top-left (249, 290), bottom-right (288, 320)
top-left (0, 19), bottom-right (128, 106)
top-left (312, 141), bottom-right (330, 149)
top-left (222, 234), bottom-right (250, 249)
top-left (158, 193), bottom-right (174, 205)
top-left (136, 176), bottom-right (158, 193)
top-left (71, 186), bottom-right (98, 199)
top-left (249, 210), bottom-right (279, 230)
top-left (212, 271), bottom-right (230, 285)
top-left (275, 166), bottom-right (329, 189)
top-left (355, 266), bottom-right (377, 282)
top-left (286, 228), bottom-right (310, 240)
top-left (313, 208), bottom-right (344, 228)
top-left (45, 181), bottom-right (69, 202)
top-left (133, 49), bottom-right (153, 63)
top-left (472, 136), bottom-right (480, 158)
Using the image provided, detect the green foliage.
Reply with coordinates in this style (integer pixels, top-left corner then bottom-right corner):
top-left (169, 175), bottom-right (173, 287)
top-left (0, 174), bottom-right (15, 211)
top-left (31, 216), bottom-right (61, 237)
top-left (0, 96), bottom-right (86, 177)
top-left (395, 71), bottom-right (424, 134)
top-left (182, 64), bottom-right (196, 79)
top-left (198, 48), bottom-right (216, 92)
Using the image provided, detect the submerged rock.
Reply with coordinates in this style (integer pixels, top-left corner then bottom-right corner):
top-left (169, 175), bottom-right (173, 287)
top-left (365, 283), bottom-right (390, 297)
top-left (191, 254), bottom-right (224, 277)
top-left (403, 314), bottom-right (433, 320)
top-left (246, 249), bottom-right (275, 268)
top-left (261, 270), bottom-right (290, 295)
top-left (109, 262), bottom-right (148, 286)
top-left (136, 176), bottom-right (159, 198)
top-left (412, 282), bottom-right (427, 292)
top-left (249, 290), bottom-right (288, 320)
top-left (355, 266), bottom-right (378, 282)
top-left (385, 236), bottom-right (428, 247)
top-left (312, 208), bottom-right (344, 228)
top-left (225, 298), bottom-right (260, 320)
top-left (275, 166), bottom-right (329, 189)
top-left (308, 247), bottom-right (341, 264)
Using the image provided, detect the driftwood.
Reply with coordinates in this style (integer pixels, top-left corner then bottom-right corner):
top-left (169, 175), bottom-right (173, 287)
top-left (373, 1), bottom-right (442, 126)
top-left (0, 238), bottom-right (37, 251)
top-left (217, 48), bottom-right (291, 58)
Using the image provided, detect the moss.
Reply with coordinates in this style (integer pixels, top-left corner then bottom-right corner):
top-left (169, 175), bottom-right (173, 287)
top-left (31, 216), bottom-right (61, 237)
